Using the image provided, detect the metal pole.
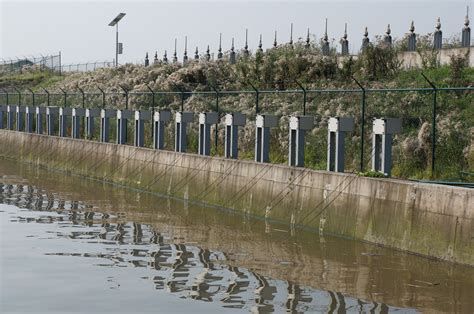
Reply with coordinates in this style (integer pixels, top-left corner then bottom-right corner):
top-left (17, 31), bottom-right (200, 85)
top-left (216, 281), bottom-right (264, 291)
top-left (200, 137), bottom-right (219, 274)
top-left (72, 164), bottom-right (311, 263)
top-left (27, 88), bottom-right (35, 107)
top-left (353, 77), bottom-right (366, 172)
top-left (421, 73), bottom-right (437, 176)
top-left (13, 87), bottom-right (21, 106)
top-left (42, 88), bottom-right (50, 106)
top-left (78, 87), bottom-right (85, 108)
top-left (211, 85), bottom-right (219, 152)
top-left (58, 87), bottom-right (67, 107)
top-left (98, 87), bottom-right (106, 108)
top-left (120, 86), bottom-right (128, 109)
top-left (146, 84), bottom-right (155, 108)
top-left (248, 82), bottom-right (259, 114)
top-left (116, 23), bottom-right (119, 67)
top-left (295, 80), bottom-right (307, 115)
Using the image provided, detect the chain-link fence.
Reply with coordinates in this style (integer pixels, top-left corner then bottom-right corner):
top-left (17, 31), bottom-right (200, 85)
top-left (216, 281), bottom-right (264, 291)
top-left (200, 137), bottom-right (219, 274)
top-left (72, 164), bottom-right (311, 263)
top-left (0, 54), bottom-right (61, 75)
top-left (60, 61), bottom-right (114, 73)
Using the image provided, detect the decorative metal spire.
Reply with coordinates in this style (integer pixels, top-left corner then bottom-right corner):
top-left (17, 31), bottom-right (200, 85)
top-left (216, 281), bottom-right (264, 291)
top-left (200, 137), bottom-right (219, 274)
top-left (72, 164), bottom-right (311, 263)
top-left (305, 28), bottom-right (310, 48)
top-left (244, 29), bottom-right (249, 56)
top-left (163, 50), bottom-right (168, 63)
top-left (361, 26), bottom-right (370, 50)
top-left (340, 23), bottom-right (349, 55)
top-left (384, 24), bottom-right (392, 46)
top-left (229, 38), bottom-right (236, 64)
top-left (258, 34), bottom-right (263, 53)
top-left (205, 45), bottom-right (210, 61)
top-left (289, 23), bottom-right (293, 46)
top-left (144, 52), bottom-right (149, 67)
top-left (273, 30), bottom-right (277, 48)
top-left (218, 33), bottom-right (223, 59)
top-left (324, 18), bottom-right (328, 42)
top-left (462, 6), bottom-right (471, 47)
top-left (173, 38), bottom-right (178, 63)
top-left (465, 6), bottom-right (470, 27)
top-left (183, 36), bottom-right (188, 64)
top-left (434, 17), bottom-right (442, 49)
top-left (154, 51), bottom-right (158, 64)
top-left (407, 21), bottom-right (417, 51)
top-left (194, 46), bottom-right (199, 60)
top-left (409, 20), bottom-right (415, 33)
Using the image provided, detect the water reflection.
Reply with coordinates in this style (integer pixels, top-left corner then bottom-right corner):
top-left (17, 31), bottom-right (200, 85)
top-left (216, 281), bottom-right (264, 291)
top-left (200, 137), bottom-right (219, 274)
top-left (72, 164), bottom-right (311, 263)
top-left (1, 183), bottom-right (411, 313)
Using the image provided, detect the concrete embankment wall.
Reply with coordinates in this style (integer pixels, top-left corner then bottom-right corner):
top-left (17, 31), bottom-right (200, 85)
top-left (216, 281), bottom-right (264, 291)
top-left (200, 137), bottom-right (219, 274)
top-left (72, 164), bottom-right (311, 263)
top-left (0, 129), bottom-right (473, 266)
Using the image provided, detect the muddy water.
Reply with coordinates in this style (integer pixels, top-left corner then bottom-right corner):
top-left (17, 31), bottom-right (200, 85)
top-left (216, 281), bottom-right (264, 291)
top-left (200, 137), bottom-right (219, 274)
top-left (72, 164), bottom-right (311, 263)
top-left (0, 159), bottom-right (473, 313)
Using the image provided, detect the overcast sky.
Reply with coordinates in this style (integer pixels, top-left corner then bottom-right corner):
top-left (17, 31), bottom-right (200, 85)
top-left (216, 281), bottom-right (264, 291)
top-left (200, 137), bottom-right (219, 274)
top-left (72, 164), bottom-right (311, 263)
top-left (1, 0), bottom-right (472, 65)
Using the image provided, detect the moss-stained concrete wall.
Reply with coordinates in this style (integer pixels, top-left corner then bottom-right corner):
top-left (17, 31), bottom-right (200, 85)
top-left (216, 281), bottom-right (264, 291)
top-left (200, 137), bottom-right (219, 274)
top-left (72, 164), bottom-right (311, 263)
top-left (0, 129), bottom-right (472, 266)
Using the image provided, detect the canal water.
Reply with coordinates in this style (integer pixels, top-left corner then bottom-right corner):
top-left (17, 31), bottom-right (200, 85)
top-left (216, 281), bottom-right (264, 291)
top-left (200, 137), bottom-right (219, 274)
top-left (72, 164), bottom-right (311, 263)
top-left (0, 159), bottom-right (473, 313)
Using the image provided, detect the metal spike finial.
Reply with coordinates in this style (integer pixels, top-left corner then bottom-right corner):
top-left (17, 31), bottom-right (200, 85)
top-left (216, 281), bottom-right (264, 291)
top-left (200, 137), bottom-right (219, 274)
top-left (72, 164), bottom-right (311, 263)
top-left (229, 38), bottom-right (236, 64)
top-left (465, 6), bottom-right (470, 27)
top-left (364, 26), bottom-right (368, 38)
top-left (194, 46), bottom-right (199, 60)
top-left (386, 24), bottom-right (391, 35)
top-left (243, 29), bottom-right (249, 56)
top-left (145, 52), bottom-right (149, 67)
top-left (410, 21), bottom-right (415, 33)
top-left (435, 17), bottom-right (441, 30)
top-left (173, 38), bottom-right (178, 63)
top-left (289, 23), bottom-right (293, 45)
top-left (273, 30), bottom-right (278, 47)
top-left (218, 33), bottom-right (223, 59)
top-left (154, 51), bottom-right (158, 64)
top-left (258, 34), bottom-right (263, 53)
top-left (205, 45), bottom-right (210, 61)
top-left (343, 23), bottom-right (347, 40)
top-left (324, 18), bottom-right (328, 41)
top-left (231, 37), bottom-right (235, 52)
top-left (163, 50), bottom-right (168, 63)
top-left (183, 36), bottom-right (188, 64)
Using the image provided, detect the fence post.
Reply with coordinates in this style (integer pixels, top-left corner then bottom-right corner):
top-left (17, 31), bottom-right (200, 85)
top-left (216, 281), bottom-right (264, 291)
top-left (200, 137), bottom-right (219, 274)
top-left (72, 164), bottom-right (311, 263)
top-left (58, 87), bottom-right (67, 107)
top-left (211, 85), bottom-right (220, 152)
top-left (120, 86), bottom-right (129, 110)
top-left (295, 80), bottom-right (307, 115)
top-left (353, 77), bottom-right (366, 172)
top-left (248, 82), bottom-right (259, 114)
top-left (421, 73), bottom-right (437, 176)
top-left (41, 88), bottom-right (50, 107)
top-left (13, 87), bottom-right (21, 106)
top-left (97, 87), bottom-right (106, 108)
top-left (78, 87), bottom-right (85, 108)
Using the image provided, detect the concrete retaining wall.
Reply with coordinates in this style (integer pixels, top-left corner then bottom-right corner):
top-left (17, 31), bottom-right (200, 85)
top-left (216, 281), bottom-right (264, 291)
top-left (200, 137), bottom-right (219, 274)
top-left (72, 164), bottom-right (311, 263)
top-left (0, 129), bottom-right (473, 266)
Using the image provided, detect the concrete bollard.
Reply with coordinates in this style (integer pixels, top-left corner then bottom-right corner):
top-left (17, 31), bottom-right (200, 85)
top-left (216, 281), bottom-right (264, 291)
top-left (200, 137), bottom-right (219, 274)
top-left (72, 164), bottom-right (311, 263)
top-left (372, 118), bottom-right (402, 177)
top-left (15, 106), bottom-right (26, 132)
top-left (255, 114), bottom-right (278, 163)
top-left (72, 108), bottom-right (85, 139)
top-left (86, 108), bottom-right (100, 139)
top-left (35, 107), bottom-right (46, 134)
top-left (7, 105), bottom-right (14, 130)
top-left (153, 110), bottom-right (171, 150)
top-left (288, 116), bottom-right (314, 167)
top-left (327, 117), bottom-right (354, 172)
top-left (117, 109), bottom-right (132, 145)
top-left (134, 110), bottom-right (151, 147)
top-left (46, 107), bottom-right (59, 136)
top-left (59, 107), bottom-right (72, 137)
top-left (25, 106), bottom-right (34, 133)
top-left (0, 105), bottom-right (5, 129)
top-left (224, 113), bottom-right (246, 159)
top-left (198, 112), bottom-right (219, 156)
top-left (175, 112), bottom-right (194, 153)
top-left (100, 109), bottom-right (116, 143)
